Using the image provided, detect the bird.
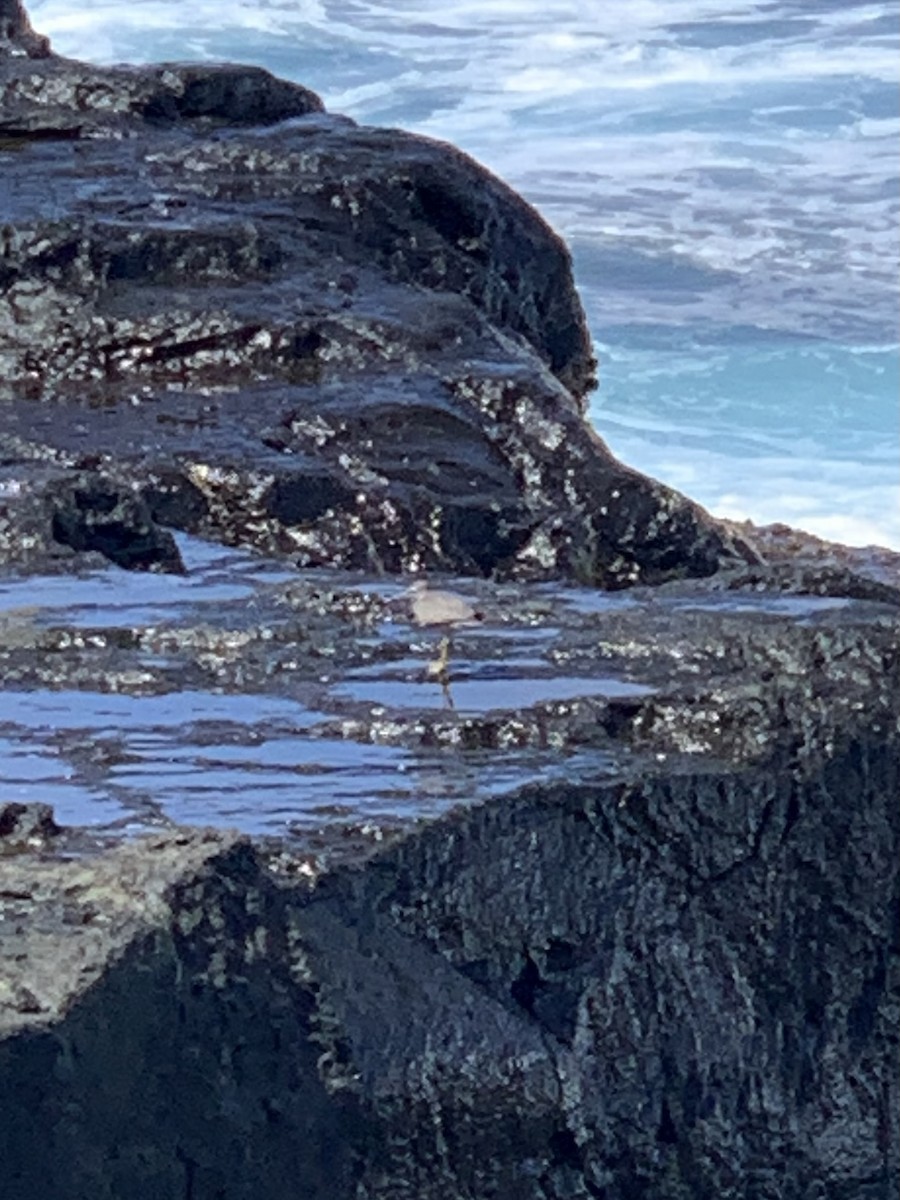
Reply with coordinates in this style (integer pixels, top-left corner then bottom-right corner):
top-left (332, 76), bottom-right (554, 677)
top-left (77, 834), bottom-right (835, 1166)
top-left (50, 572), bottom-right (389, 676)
top-left (404, 578), bottom-right (480, 698)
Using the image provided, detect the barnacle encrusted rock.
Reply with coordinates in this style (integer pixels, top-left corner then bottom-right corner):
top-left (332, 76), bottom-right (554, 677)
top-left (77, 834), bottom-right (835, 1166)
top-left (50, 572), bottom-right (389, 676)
top-left (1, 6), bottom-right (897, 1199)
top-left (0, 3), bottom-right (752, 585)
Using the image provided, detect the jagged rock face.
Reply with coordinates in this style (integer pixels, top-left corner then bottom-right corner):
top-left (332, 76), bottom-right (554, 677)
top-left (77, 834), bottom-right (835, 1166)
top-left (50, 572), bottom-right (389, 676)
top-left (1, 552), bottom-right (898, 1199)
top-left (2, 6), bottom-right (897, 1200)
top-left (0, 0), bottom-right (48, 58)
top-left (0, 8), bottom-right (751, 586)
top-left (1, 702), bottom-right (898, 1199)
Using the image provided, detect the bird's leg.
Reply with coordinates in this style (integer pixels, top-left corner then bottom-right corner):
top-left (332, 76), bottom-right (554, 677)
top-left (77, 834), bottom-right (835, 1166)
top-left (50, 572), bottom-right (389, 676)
top-left (425, 635), bottom-right (451, 681)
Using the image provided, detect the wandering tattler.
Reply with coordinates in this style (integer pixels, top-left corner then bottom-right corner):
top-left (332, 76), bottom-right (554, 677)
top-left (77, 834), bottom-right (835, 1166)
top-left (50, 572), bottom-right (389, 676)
top-left (405, 578), bottom-right (479, 685)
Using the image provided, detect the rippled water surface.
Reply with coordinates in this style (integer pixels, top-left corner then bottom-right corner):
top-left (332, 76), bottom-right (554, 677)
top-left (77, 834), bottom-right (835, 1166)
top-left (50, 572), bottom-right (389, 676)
top-left (0, 537), bottom-right (636, 835)
top-left (2, 533), bottom-right (880, 837)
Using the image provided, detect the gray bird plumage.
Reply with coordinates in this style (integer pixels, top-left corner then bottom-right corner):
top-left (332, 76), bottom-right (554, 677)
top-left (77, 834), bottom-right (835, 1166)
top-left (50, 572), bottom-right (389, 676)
top-left (406, 579), bottom-right (477, 629)
top-left (404, 580), bottom-right (480, 699)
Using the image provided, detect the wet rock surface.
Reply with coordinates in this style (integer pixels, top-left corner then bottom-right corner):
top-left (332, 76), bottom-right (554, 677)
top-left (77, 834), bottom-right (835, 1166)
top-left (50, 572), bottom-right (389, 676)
top-left (1, 543), bottom-right (898, 1199)
top-left (1, 6), bottom-right (899, 1199)
top-left (0, 0), bottom-right (48, 59)
top-left (0, 1), bottom-right (755, 588)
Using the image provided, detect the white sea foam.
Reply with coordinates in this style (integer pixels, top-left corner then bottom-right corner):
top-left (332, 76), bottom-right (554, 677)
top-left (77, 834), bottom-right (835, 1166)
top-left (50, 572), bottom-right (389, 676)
top-left (598, 430), bottom-right (900, 550)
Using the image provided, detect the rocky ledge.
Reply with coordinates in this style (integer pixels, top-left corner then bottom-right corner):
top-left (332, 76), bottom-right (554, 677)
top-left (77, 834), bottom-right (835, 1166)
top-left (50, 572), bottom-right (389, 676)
top-left (1, 568), bottom-right (898, 1199)
top-left (1, 3), bottom-right (898, 1197)
top-left (0, 0), bottom-right (753, 588)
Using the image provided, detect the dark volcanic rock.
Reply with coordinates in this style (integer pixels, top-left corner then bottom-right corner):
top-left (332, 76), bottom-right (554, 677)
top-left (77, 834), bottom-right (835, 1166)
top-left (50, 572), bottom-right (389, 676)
top-left (0, 0), bottom-right (49, 58)
top-left (0, 563), bottom-right (898, 1200)
top-left (0, 800), bottom-right (59, 846)
top-left (0, 56), bottom-right (323, 136)
top-left (50, 472), bottom-right (185, 572)
top-left (0, 7), bottom-right (753, 587)
top-left (1, 6), bottom-right (898, 1200)
top-left (0, 641), bottom-right (897, 1198)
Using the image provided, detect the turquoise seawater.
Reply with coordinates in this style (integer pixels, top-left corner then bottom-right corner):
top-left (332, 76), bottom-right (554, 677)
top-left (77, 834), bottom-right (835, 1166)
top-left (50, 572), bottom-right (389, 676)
top-left (29, 0), bottom-right (900, 548)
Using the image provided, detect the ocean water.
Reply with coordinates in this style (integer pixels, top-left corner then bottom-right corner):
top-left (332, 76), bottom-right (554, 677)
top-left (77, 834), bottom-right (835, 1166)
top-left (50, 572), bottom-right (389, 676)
top-left (29, 0), bottom-right (900, 550)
